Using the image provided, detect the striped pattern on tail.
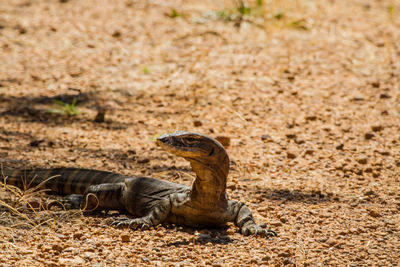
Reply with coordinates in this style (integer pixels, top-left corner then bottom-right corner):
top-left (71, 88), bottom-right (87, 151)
top-left (1, 167), bottom-right (128, 195)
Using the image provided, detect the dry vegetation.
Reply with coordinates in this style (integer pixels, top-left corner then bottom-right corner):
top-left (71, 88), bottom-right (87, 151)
top-left (0, 0), bottom-right (399, 266)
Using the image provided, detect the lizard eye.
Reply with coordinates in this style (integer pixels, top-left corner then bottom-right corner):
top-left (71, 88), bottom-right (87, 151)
top-left (183, 137), bottom-right (197, 145)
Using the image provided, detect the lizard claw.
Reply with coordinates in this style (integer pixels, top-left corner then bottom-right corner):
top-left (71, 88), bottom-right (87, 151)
top-left (265, 229), bottom-right (277, 237)
top-left (126, 218), bottom-right (151, 230)
top-left (111, 218), bottom-right (151, 230)
top-left (140, 223), bottom-right (150, 230)
top-left (241, 224), bottom-right (277, 238)
top-left (47, 194), bottom-right (83, 210)
top-left (242, 227), bottom-right (250, 236)
top-left (111, 217), bottom-right (131, 228)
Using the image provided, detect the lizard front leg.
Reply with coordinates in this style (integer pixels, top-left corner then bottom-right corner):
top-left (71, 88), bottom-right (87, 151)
top-left (81, 183), bottom-right (126, 212)
top-left (229, 200), bottom-right (277, 237)
top-left (47, 183), bottom-right (126, 211)
top-left (113, 196), bottom-right (172, 230)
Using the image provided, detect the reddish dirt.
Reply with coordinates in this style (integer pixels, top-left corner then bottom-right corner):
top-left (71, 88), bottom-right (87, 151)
top-left (0, 0), bottom-right (399, 266)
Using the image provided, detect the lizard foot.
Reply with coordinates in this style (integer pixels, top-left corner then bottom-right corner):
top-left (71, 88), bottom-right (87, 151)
top-left (47, 194), bottom-right (82, 210)
top-left (111, 217), bottom-right (151, 230)
top-left (241, 224), bottom-right (277, 238)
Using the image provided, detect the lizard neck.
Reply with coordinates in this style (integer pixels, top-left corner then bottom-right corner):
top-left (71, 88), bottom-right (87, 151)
top-left (188, 154), bottom-right (229, 209)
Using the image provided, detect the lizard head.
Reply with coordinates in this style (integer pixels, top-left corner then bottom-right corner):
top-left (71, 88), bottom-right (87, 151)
top-left (156, 131), bottom-right (228, 164)
top-left (157, 131), bottom-right (230, 205)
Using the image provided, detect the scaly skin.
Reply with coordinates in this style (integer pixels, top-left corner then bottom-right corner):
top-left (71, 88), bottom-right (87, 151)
top-left (2, 131), bottom-right (276, 237)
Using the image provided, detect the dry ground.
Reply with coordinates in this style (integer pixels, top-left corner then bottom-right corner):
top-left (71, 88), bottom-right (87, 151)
top-left (0, 0), bottom-right (399, 266)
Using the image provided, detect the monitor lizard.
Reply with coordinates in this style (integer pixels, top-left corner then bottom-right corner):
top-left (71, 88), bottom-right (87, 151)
top-left (1, 131), bottom-right (276, 237)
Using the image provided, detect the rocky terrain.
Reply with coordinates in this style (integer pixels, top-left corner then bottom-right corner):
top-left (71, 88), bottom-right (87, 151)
top-left (0, 0), bottom-right (399, 266)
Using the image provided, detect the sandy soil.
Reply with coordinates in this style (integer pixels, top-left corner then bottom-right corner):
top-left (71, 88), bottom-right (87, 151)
top-left (0, 0), bottom-right (399, 266)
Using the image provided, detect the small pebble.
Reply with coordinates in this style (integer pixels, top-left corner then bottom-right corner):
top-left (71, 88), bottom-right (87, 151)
top-left (304, 149), bottom-right (314, 155)
top-left (357, 157), bottom-right (368, 164)
top-left (364, 132), bottom-right (374, 140)
top-left (215, 136), bottom-right (230, 147)
top-left (335, 143), bottom-right (344, 150)
top-left (52, 244), bottom-right (63, 252)
top-left (193, 120), bottom-right (203, 127)
top-left (138, 158), bottom-right (150, 164)
top-left (371, 125), bottom-right (383, 132)
top-left (286, 133), bottom-right (296, 139)
top-left (379, 93), bottom-right (391, 99)
top-left (368, 209), bottom-right (380, 218)
top-left (121, 234), bottom-right (130, 242)
top-left (353, 95), bottom-right (364, 101)
top-left (261, 134), bottom-right (271, 141)
top-left (305, 115), bottom-right (317, 121)
top-left (371, 82), bottom-right (380, 88)
top-left (73, 233), bottom-right (84, 239)
top-left (326, 238), bottom-right (338, 247)
top-left (287, 152), bottom-right (296, 159)
top-left (270, 221), bottom-right (283, 227)
top-left (94, 110), bottom-right (106, 122)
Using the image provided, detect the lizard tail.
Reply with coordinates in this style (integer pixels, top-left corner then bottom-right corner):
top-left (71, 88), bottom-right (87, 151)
top-left (1, 166), bottom-right (127, 195)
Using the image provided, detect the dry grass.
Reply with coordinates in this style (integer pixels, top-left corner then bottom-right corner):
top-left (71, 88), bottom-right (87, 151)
top-left (0, 168), bottom-right (62, 228)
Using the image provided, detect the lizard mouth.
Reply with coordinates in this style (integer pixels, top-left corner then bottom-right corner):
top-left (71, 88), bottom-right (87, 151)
top-left (156, 131), bottom-right (213, 158)
top-left (157, 135), bottom-right (185, 148)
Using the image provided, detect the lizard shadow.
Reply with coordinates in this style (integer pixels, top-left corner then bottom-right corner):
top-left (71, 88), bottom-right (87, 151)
top-left (83, 212), bottom-right (234, 245)
top-left (254, 188), bottom-right (339, 204)
top-left (166, 236), bottom-right (233, 246)
top-left (165, 225), bottom-right (234, 246)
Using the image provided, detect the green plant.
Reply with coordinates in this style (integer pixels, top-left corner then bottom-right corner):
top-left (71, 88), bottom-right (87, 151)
top-left (47, 97), bottom-right (78, 116)
top-left (169, 9), bottom-right (182, 18)
top-left (209, 0), bottom-right (307, 31)
top-left (215, 9), bottom-right (237, 21)
top-left (290, 19), bottom-right (308, 30)
top-left (388, 5), bottom-right (394, 14)
top-left (274, 11), bottom-right (284, 19)
top-left (142, 66), bottom-right (150, 74)
top-left (211, 0), bottom-right (265, 27)
top-left (237, 0), bottom-right (251, 16)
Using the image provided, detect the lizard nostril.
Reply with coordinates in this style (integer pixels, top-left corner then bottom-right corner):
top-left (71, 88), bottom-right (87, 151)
top-left (208, 147), bottom-right (215, 156)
